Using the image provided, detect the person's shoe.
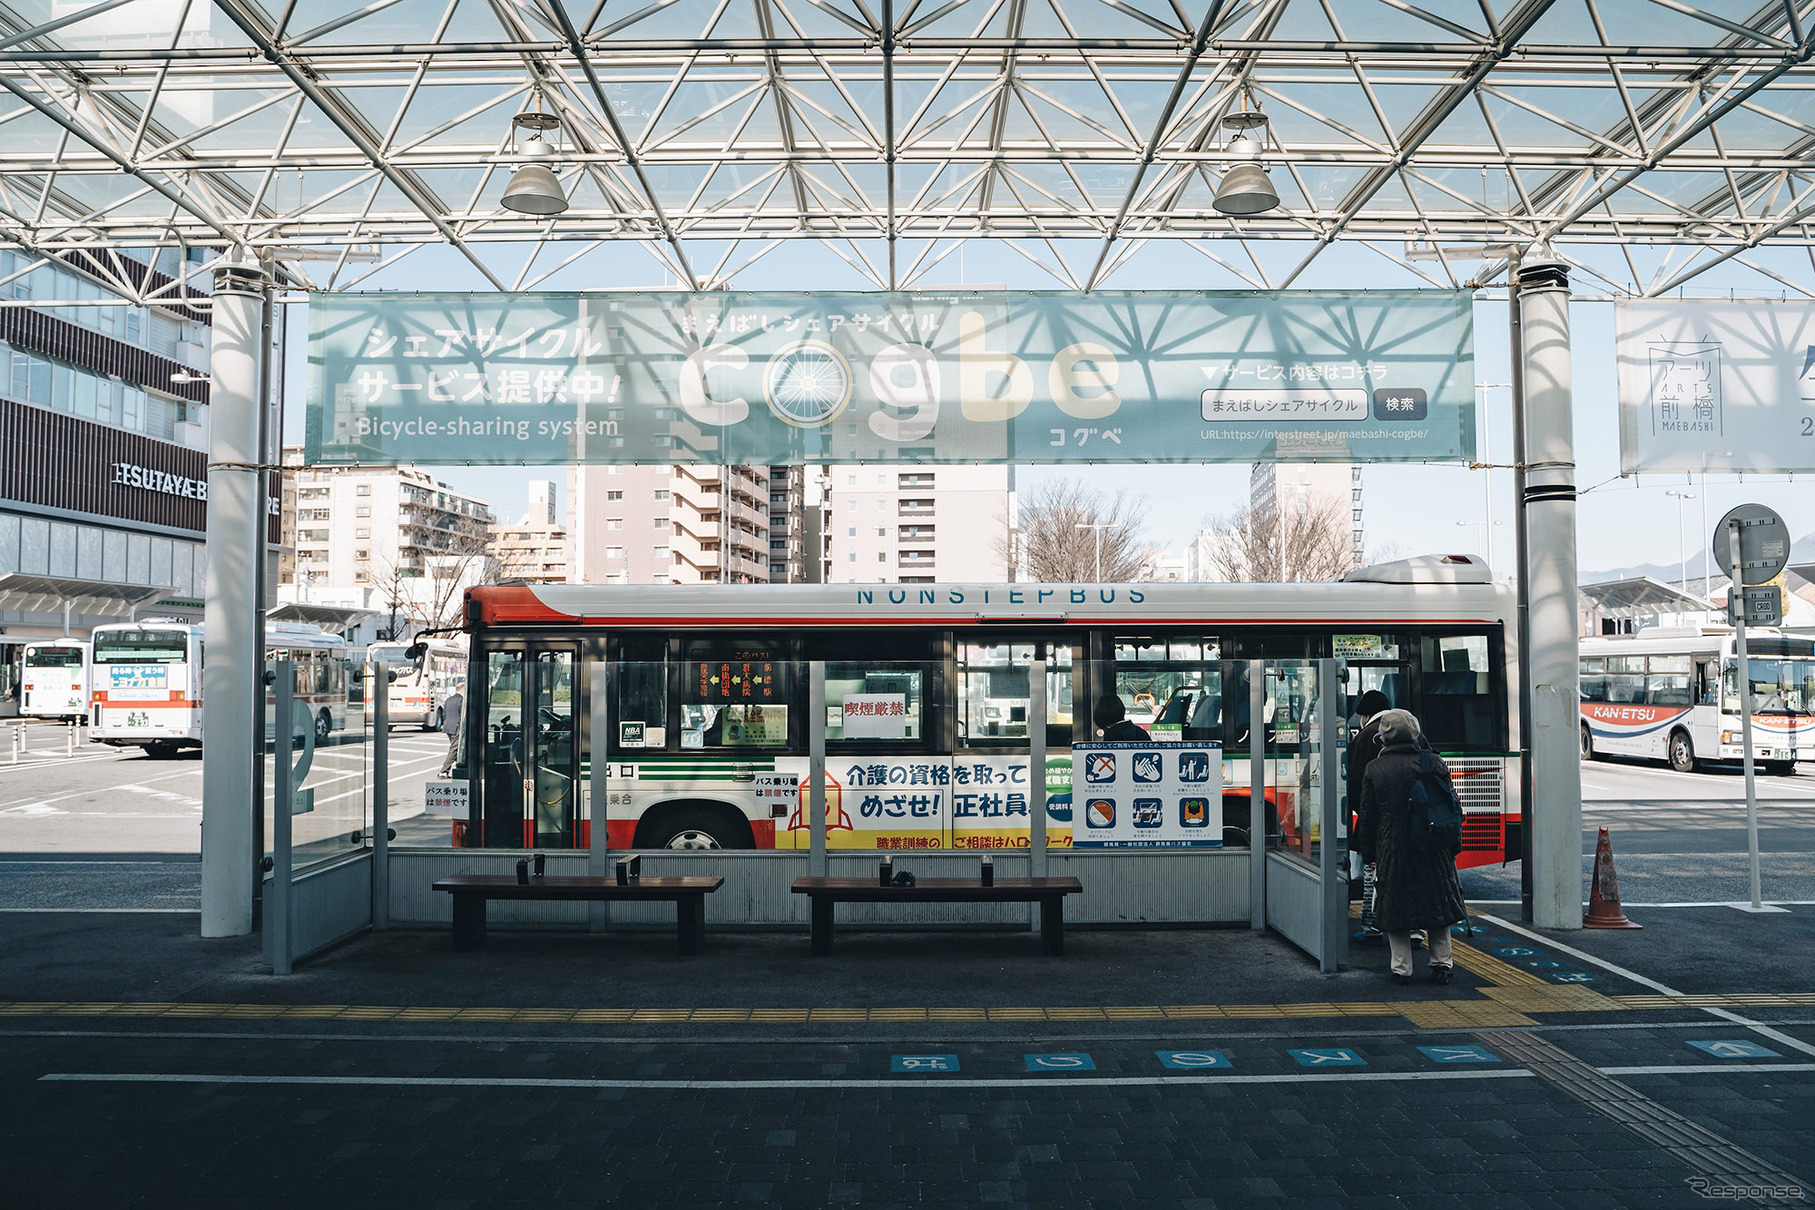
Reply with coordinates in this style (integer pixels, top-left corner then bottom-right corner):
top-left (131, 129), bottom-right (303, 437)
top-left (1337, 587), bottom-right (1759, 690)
top-left (1391, 972), bottom-right (1413, 986)
top-left (1430, 965), bottom-right (1453, 986)
top-left (1352, 929), bottom-right (1385, 947)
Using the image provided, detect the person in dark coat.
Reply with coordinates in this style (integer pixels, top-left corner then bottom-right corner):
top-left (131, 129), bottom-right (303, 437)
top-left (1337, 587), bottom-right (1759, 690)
top-left (1357, 709), bottom-right (1467, 985)
top-left (1348, 689), bottom-right (1392, 945)
top-left (1094, 694), bottom-right (1150, 742)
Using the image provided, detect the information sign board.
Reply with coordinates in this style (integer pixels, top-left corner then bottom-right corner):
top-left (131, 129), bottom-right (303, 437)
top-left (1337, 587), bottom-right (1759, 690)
top-left (1617, 300), bottom-right (1815, 473)
top-left (1070, 741), bottom-right (1223, 849)
top-left (306, 291), bottom-right (1475, 466)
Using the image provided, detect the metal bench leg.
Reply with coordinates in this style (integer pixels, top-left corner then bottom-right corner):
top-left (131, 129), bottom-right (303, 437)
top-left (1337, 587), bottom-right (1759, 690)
top-left (810, 896), bottom-right (834, 955)
top-left (676, 895), bottom-right (704, 956)
top-left (1041, 896), bottom-right (1064, 956)
top-left (452, 893), bottom-right (486, 951)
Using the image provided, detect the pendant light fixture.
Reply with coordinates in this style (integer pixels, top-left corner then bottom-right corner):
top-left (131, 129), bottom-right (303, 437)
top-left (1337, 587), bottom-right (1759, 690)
top-left (1213, 94), bottom-right (1280, 216)
top-left (501, 107), bottom-right (568, 216)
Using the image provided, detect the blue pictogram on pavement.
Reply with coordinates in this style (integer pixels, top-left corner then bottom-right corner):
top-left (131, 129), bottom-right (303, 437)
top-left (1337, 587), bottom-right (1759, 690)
top-left (1025, 1053), bottom-right (1095, 1071)
top-left (1416, 1045), bottom-right (1500, 1064)
top-left (1687, 1040), bottom-right (1781, 1059)
top-left (891, 1054), bottom-right (959, 1072)
top-left (1288, 1048), bottom-right (1366, 1068)
top-left (1156, 1050), bottom-right (1231, 1070)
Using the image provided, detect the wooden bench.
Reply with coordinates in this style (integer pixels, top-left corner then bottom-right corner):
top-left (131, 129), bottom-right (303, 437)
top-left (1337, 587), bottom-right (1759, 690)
top-left (433, 874), bottom-right (725, 955)
top-left (789, 876), bottom-right (1084, 956)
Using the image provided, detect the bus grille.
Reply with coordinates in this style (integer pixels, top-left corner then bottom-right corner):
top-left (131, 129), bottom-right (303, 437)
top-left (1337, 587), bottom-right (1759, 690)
top-left (1444, 756), bottom-right (1505, 853)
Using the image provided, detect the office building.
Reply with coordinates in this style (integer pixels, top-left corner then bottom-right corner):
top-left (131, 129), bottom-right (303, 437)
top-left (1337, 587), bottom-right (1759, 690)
top-left (0, 248), bottom-right (283, 712)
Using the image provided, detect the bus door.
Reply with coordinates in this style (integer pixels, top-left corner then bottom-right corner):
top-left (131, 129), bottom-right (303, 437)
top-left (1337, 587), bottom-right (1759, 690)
top-left (477, 645), bottom-right (579, 848)
top-left (952, 637), bottom-right (1077, 848)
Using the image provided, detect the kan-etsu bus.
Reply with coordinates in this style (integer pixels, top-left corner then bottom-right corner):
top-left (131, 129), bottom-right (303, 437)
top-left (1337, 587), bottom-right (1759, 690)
top-left (1580, 629), bottom-right (1814, 774)
top-left (453, 555), bottom-right (1521, 867)
top-left (20, 639), bottom-right (90, 721)
top-left (90, 620), bottom-right (353, 757)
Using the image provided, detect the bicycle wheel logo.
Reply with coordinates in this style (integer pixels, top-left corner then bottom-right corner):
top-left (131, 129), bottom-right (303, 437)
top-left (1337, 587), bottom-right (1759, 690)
top-left (764, 340), bottom-right (852, 428)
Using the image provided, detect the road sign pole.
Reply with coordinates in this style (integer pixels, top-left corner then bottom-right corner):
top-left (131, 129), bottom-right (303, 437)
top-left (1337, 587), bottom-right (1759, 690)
top-left (1728, 520), bottom-right (1764, 911)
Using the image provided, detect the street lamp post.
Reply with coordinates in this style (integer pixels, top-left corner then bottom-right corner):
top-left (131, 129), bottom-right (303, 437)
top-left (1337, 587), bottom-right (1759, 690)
top-left (1665, 489), bottom-right (1695, 591)
top-left (1074, 521), bottom-right (1119, 582)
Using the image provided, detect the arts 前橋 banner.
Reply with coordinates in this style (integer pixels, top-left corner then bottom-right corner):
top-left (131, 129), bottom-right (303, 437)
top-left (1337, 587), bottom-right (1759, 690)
top-left (1618, 299), bottom-right (1815, 474)
top-left (305, 290), bottom-right (1475, 466)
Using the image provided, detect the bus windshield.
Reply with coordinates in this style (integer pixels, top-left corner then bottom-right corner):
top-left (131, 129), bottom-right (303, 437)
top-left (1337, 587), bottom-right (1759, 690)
top-left (1724, 659), bottom-right (1815, 715)
top-left (25, 647), bottom-right (83, 667)
top-left (93, 631), bottom-right (189, 663)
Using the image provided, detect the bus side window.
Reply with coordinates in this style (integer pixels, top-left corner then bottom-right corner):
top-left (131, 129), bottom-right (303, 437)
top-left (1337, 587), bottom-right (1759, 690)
top-left (1419, 634), bottom-right (1497, 750)
top-left (1578, 658), bottom-right (1606, 703)
top-left (613, 640), bottom-right (668, 752)
top-left (1697, 662), bottom-right (1717, 706)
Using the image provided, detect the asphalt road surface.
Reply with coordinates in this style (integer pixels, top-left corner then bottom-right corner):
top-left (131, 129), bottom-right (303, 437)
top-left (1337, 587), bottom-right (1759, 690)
top-left (2, 721), bottom-right (1809, 911)
top-left (0, 718), bottom-right (451, 909)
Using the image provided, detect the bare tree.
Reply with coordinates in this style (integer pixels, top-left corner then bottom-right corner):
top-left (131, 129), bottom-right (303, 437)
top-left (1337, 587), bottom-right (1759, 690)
top-left (422, 531), bottom-right (502, 629)
top-left (1007, 479), bottom-right (1152, 581)
top-left (1201, 493), bottom-right (1358, 583)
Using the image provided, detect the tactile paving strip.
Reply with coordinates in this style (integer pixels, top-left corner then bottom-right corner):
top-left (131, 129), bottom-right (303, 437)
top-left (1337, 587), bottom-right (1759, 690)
top-left (1490, 1030), bottom-right (1810, 1206)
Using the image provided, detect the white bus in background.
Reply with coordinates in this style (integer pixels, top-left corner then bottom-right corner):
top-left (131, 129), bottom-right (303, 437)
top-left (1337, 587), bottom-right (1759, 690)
top-left (1580, 629), bottom-right (1815, 775)
top-left (90, 620), bottom-right (354, 757)
top-left (21, 639), bottom-right (90, 721)
top-left (365, 638), bottom-right (467, 730)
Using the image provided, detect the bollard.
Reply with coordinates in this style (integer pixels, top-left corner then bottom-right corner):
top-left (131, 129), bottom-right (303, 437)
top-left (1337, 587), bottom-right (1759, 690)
top-left (66, 721), bottom-right (74, 757)
top-left (8, 724), bottom-right (16, 765)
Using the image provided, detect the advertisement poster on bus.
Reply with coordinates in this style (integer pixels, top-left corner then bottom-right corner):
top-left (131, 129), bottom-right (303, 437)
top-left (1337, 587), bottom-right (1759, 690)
top-left (1616, 299), bottom-right (1815, 474)
top-left (307, 290), bottom-right (1476, 467)
top-left (770, 755), bottom-right (1074, 849)
top-left (1071, 742), bottom-right (1224, 849)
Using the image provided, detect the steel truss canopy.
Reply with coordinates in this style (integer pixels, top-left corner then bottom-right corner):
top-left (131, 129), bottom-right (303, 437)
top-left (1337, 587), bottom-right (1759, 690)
top-left (7, 0), bottom-right (1815, 299)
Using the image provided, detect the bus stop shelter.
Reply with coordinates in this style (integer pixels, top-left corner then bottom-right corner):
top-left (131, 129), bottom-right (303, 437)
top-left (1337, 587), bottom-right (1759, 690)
top-left (8, 0), bottom-right (1815, 945)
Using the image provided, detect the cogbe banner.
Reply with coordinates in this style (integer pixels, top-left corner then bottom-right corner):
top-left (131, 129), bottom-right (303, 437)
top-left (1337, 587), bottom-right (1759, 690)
top-left (304, 290), bottom-right (1475, 466)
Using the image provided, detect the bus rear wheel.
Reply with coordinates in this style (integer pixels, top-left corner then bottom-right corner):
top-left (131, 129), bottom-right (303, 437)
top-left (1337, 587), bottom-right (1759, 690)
top-left (315, 709), bottom-right (331, 744)
top-left (1767, 761), bottom-right (1797, 777)
top-left (1668, 730), bottom-right (1698, 774)
top-left (1580, 723), bottom-right (1597, 761)
top-left (637, 805), bottom-right (753, 851)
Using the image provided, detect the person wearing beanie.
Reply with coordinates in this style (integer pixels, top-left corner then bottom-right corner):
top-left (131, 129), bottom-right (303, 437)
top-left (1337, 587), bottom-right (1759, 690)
top-left (1093, 693), bottom-right (1150, 742)
top-left (1347, 688), bottom-right (1393, 946)
top-left (1357, 709), bottom-right (1468, 985)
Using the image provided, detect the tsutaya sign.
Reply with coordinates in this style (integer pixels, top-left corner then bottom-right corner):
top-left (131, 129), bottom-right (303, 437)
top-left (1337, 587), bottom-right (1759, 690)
top-left (1617, 299), bottom-right (1815, 474)
top-left (306, 290), bottom-right (1475, 465)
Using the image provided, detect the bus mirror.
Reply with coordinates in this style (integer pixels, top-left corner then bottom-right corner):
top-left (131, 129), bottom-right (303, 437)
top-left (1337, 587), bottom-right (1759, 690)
top-left (386, 669), bottom-right (398, 685)
top-left (404, 641), bottom-right (426, 661)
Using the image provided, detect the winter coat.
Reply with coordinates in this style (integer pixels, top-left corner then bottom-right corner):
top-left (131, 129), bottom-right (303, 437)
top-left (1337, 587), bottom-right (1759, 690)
top-left (1346, 716), bottom-right (1385, 820)
top-left (1101, 719), bottom-right (1150, 743)
top-left (1357, 741), bottom-right (1467, 932)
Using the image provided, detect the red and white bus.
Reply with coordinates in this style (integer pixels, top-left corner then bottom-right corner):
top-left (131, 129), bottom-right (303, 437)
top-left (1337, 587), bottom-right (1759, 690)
top-left (21, 639), bottom-right (90, 721)
top-left (365, 638), bottom-right (466, 730)
top-left (90, 620), bottom-right (354, 757)
top-left (1580, 630), bottom-right (1813, 774)
top-left (455, 555), bottom-right (1521, 866)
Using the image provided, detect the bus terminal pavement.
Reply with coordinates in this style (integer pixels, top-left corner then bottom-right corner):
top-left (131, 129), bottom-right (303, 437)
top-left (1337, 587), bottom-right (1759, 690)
top-left (2, 904), bottom-right (1814, 1208)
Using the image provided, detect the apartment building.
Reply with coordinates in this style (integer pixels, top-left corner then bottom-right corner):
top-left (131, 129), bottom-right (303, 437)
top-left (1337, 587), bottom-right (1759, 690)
top-left (569, 465), bottom-right (771, 585)
top-left (280, 450), bottom-right (495, 629)
top-left (1249, 461), bottom-right (1364, 560)
top-left (823, 464), bottom-right (1013, 584)
top-left (493, 481), bottom-right (570, 584)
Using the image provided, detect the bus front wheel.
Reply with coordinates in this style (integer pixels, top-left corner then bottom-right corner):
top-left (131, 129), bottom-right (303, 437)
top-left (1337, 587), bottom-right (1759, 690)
top-left (425, 708), bottom-right (441, 734)
top-left (1668, 730), bottom-right (1698, 774)
top-left (1580, 723), bottom-right (1596, 761)
top-left (1767, 761), bottom-right (1797, 777)
top-left (637, 805), bottom-right (753, 851)
top-left (315, 710), bottom-right (331, 744)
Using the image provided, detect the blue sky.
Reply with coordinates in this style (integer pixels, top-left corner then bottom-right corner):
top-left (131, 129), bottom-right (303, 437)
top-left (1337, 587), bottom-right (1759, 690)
top-left (282, 239), bottom-right (1814, 580)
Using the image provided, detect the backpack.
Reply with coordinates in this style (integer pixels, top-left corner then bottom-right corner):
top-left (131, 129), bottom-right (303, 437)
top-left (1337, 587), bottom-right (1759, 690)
top-left (1407, 748), bottom-right (1463, 856)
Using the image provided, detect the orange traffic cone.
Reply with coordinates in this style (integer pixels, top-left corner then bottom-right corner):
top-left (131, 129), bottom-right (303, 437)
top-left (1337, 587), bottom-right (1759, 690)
top-left (1584, 827), bottom-right (1641, 929)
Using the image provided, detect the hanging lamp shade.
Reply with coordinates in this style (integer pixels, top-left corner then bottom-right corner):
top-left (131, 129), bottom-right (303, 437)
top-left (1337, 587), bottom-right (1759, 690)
top-left (1213, 161), bottom-right (1279, 215)
top-left (502, 162), bottom-right (568, 215)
